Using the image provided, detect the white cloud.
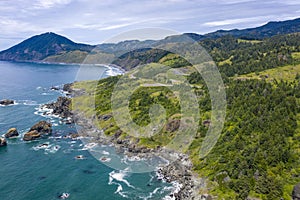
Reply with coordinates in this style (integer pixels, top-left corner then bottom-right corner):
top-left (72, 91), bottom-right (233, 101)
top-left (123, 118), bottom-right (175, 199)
top-left (0, 0), bottom-right (300, 50)
top-left (219, 0), bottom-right (256, 4)
top-left (281, 0), bottom-right (300, 5)
top-left (98, 22), bottom-right (139, 31)
top-left (0, 17), bottom-right (44, 34)
top-left (203, 16), bottom-right (266, 27)
top-left (33, 0), bottom-right (72, 9)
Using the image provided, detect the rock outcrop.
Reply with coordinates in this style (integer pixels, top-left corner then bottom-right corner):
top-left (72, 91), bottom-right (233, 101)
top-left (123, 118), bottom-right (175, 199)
top-left (157, 155), bottom-right (205, 200)
top-left (0, 99), bottom-right (14, 106)
top-left (23, 121), bottom-right (52, 141)
top-left (44, 97), bottom-right (73, 119)
top-left (293, 183), bottom-right (300, 200)
top-left (5, 128), bottom-right (19, 138)
top-left (29, 121), bottom-right (52, 134)
top-left (166, 119), bottom-right (180, 132)
top-left (23, 130), bottom-right (41, 141)
top-left (0, 137), bottom-right (7, 146)
top-left (63, 83), bottom-right (73, 95)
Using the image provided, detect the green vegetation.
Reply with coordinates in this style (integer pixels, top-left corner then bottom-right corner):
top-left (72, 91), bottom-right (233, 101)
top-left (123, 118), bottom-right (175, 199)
top-left (43, 50), bottom-right (88, 63)
top-left (73, 32), bottom-right (300, 199)
top-left (0, 18), bottom-right (299, 199)
top-left (236, 63), bottom-right (300, 82)
top-left (237, 39), bottom-right (262, 44)
top-left (189, 79), bottom-right (300, 199)
top-left (0, 32), bottom-right (94, 61)
top-left (202, 33), bottom-right (300, 77)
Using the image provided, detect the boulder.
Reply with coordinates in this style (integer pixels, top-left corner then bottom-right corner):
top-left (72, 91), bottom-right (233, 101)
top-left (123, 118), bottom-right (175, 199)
top-left (29, 121), bottom-right (52, 134)
top-left (0, 137), bottom-right (7, 146)
top-left (293, 183), bottom-right (300, 200)
top-left (0, 99), bottom-right (14, 106)
top-left (69, 133), bottom-right (79, 139)
top-left (63, 83), bottom-right (73, 94)
top-left (23, 121), bottom-right (52, 141)
top-left (166, 119), bottom-right (180, 132)
top-left (5, 128), bottom-right (19, 138)
top-left (23, 130), bottom-right (41, 141)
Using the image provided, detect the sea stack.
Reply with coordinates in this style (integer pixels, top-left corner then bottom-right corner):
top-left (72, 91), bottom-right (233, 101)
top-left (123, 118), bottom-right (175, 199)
top-left (0, 137), bottom-right (7, 146)
top-left (23, 121), bottom-right (52, 141)
top-left (5, 128), bottom-right (19, 138)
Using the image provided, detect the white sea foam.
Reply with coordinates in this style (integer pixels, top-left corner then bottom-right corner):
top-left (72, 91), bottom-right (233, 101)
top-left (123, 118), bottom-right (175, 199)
top-left (45, 145), bottom-right (61, 154)
top-left (32, 143), bottom-right (61, 154)
top-left (105, 65), bottom-right (124, 77)
top-left (108, 170), bottom-right (134, 198)
top-left (41, 92), bottom-right (53, 96)
top-left (114, 183), bottom-right (128, 198)
top-left (156, 170), bottom-right (165, 181)
top-left (34, 106), bottom-right (60, 119)
top-left (32, 142), bottom-right (51, 151)
top-left (81, 142), bottom-right (98, 151)
top-left (9, 100), bottom-right (38, 106)
top-left (126, 155), bottom-right (144, 162)
top-left (101, 150), bottom-right (110, 155)
top-left (109, 170), bottom-right (135, 189)
top-left (141, 187), bottom-right (161, 200)
top-left (116, 184), bottom-right (123, 193)
top-left (162, 182), bottom-right (183, 200)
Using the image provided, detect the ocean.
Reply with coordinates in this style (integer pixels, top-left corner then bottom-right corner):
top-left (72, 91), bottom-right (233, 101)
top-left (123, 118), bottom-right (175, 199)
top-left (0, 61), bottom-right (173, 200)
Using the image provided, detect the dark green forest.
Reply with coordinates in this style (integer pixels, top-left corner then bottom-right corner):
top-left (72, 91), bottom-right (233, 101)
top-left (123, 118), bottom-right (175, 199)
top-left (77, 32), bottom-right (300, 199)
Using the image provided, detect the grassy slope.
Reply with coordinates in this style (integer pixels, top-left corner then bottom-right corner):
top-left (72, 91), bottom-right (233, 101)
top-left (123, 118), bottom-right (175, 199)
top-left (236, 63), bottom-right (300, 82)
top-left (43, 50), bottom-right (115, 64)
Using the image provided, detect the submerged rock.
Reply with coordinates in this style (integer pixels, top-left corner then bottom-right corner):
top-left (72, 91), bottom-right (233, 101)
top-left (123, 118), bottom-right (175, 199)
top-left (58, 192), bottom-right (70, 199)
top-left (293, 183), bottom-right (300, 200)
top-left (5, 128), bottom-right (19, 138)
top-left (0, 137), bottom-right (7, 146)
top-left (0, 99), bottom-right (14, 106)
top-left (51, 86), bottom-right (60, 91)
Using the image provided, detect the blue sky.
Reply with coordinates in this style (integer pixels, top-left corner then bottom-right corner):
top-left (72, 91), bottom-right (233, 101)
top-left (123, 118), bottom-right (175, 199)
top-left (0, 0), bottom-right (299, 50)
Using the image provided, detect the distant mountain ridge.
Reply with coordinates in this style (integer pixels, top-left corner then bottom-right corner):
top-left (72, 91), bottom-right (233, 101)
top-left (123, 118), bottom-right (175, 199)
top-left (161, 18), bottom-right (300, 43)
top-left (81, 17), bottom-right (300, 54)
top-left (204, 17), bottom-right (300, 39)
top-left (0, 32), bottom-right (94, 62)
top-left (0, 17), bottom-right (299, 63)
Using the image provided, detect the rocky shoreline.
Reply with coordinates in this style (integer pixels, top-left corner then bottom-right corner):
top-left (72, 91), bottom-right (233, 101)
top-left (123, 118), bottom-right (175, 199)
top-left (40, 83), bottom-right (209, 200)
top-left (74, 111), bottom-right (206, 200)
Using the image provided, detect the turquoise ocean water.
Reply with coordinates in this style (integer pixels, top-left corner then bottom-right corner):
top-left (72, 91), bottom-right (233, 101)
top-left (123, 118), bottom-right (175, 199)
top-left (0, 61), bottom-right (173, 200)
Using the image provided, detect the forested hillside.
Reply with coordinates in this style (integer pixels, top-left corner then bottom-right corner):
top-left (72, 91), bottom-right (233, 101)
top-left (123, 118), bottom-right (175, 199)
top-left (73, 31), bottom-right (300, 199)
